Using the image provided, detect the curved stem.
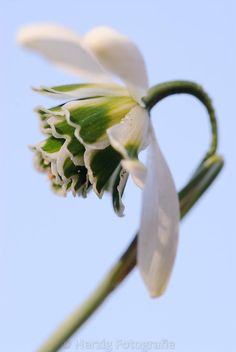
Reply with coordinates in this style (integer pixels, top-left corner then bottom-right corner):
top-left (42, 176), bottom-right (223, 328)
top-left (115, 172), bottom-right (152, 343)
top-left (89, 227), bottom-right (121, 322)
top-left (39, 155), bottom-right (223, 352)
top-left (143, 80), bottom-right (218, 161)
top-left (38, 81), bottom-right (223, 352)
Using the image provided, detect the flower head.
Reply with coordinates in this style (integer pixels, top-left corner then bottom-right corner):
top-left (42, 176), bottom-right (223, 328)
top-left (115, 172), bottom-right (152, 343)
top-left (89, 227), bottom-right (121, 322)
top-left (32, 91), bottom-right (140, 216)
top-left (18, 23), bottom-right (179, 297)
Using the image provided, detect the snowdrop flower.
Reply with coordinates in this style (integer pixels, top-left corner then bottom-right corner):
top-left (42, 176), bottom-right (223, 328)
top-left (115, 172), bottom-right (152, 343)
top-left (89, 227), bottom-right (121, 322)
top-left (17, 24), bottom-right (179, 297)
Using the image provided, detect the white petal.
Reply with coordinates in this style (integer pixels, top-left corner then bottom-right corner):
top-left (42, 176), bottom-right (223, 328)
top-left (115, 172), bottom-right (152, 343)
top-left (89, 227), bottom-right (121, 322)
top-left (121, 160), bottom-right (146, 189)
top-left (107, 106), bottom-right (149, 158)
top-left (17, 23), bottom-right (112, 82)
top-left (83, 27), bottom-right (149, 102)
top-left (138, 127), bottom-right (180, 297)
top-left (107, 106), bottom-right (149, 187)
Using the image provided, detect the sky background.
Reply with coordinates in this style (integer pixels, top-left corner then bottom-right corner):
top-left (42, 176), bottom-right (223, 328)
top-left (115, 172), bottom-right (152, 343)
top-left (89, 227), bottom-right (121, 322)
top-left (1, 1), bottom-right (236, 351)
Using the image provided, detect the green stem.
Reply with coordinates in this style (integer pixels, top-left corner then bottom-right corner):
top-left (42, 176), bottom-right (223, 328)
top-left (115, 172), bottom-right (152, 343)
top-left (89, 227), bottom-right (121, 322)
top-left (143, 80), bottom-right (218, 161)
top-left (38, 155), bottom-right (223, 352)
top-left (38, 81), bottom-right (223, 352)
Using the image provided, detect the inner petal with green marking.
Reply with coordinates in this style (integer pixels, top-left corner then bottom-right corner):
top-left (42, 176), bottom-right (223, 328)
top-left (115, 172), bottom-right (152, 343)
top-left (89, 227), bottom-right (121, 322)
top-left (49, 117), bottom-right (86, 163)
top-left (85, 145), bottom-right (122, 196)
top-left (124, 143), bottom-right (139, 159)
top-left (32, 90), bottom-right (142, 208)
top-left (65, 96), bottom-right (137, 147)
top-left (41, 136), bottom-right (65, 153)
top-left (34, 83), bottom-right (129, 100)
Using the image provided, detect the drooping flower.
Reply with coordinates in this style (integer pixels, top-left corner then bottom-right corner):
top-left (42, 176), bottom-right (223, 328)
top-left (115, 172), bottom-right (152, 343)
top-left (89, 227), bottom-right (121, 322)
top-left (18, 24), bottom-right (179, 297)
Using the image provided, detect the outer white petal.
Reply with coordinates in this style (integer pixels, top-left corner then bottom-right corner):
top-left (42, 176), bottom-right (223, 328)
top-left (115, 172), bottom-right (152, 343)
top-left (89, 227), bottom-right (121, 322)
top-left (17, 23), bottom-right (112, 82)
top-left (83, 27), bottom-right (149, 102)
top-left (138, 127), bottom-right (180, 297)
top-left (107, 106), bottom-right (149, 187)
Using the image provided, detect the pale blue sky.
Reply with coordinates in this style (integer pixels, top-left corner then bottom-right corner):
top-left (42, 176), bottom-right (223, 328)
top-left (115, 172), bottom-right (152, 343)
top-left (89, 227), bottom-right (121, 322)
top-left (1, 1), bottom-right (236, 351)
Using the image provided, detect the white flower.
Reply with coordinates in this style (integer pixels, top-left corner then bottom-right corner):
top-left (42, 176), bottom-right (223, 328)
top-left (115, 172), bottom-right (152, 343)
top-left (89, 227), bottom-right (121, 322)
top-left (17, 23), bottom-right (180, 297)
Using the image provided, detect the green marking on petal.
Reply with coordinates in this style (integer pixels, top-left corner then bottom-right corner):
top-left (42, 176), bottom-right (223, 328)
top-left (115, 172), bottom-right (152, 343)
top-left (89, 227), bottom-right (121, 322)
top-left (67, 138), bottom-right (85, 157)
top-left (49, 83), bottom-right (128, 97)
top-left (39, 113), bottom-right (47, 122)
top-left (34, 151), bottom-right (51, 171)
top-left (36, 109), bottom-right (49, 122)
top-left (54, 120), bottom-right (75, 136)
top-left (76, 166), bottom-right (89, 192)
top-left (37, 105), bottom-right (63, 116)
top-left (42, 123), bottom-right (51, 130)
top-left (125, 143), bottom-right (139, 159)
top-left (69, 96), bottom-right (136, 145)
top-left (52, 183), bottom-right (62, 191)
top-left (42, 115), bottom-right (85, 159)
top-left (74, 104), bottom-right (109, 144)
top-left (112, 167), bottom-right (129, 217)
top-left (66, 180), bottom-right (73, 190)
top-left (42, 136), bottom-right (65, 153)
top-left (51, 84), bottom-right (92, 92)
top-left (63, 158), bottom-right (79, 178)
top-left (49, 105), bottom-right (64, 113)
top-left (90, 146), bottom-right (122, 194)
top-left (62, 159), bottom-right (89, 197)
top-left (51, 182), bottom-right (66, 196)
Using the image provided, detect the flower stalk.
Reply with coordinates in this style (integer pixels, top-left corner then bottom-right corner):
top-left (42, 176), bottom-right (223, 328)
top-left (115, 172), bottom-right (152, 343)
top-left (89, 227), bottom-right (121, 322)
top-left (143, 80), bottom-right (218, 161)
top-left (38, 81), bottom-right (223, 352)
top-left (38, 155), bottom-right (223, 352)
